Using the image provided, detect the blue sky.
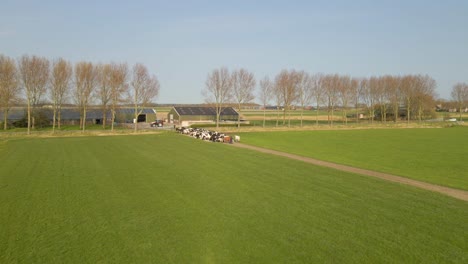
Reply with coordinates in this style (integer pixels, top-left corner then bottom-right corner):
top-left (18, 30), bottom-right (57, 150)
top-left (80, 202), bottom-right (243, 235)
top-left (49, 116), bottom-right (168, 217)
top-left (1, 0), bottom-right (467, 103)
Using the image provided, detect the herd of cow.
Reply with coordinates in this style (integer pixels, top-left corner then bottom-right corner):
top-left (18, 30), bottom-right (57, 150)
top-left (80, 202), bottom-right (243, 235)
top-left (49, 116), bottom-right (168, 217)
top-left (175, 127), bottom-right (239, 143)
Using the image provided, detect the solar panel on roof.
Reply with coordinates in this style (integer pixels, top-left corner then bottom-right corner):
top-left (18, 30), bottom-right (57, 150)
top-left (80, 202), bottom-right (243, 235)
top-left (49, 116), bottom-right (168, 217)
top-left (174, 107), bottom-right (237, 116)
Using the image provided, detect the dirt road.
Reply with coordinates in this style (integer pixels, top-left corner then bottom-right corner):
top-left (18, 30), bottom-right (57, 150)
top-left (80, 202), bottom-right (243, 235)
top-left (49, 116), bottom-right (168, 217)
top-left (231, 143), bottom-right (468, 202)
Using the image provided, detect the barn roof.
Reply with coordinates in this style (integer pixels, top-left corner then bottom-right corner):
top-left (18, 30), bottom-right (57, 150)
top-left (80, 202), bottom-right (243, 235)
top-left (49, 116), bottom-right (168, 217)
top-left (173, 106), bottom-right (238, 116)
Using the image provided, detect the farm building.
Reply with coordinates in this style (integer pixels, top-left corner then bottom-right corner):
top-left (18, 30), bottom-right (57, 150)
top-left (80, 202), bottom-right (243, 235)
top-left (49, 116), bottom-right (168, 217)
top-left (0, 107), bottom-right (156, 126)
top-left (167, 106), bottom-right (239, 125)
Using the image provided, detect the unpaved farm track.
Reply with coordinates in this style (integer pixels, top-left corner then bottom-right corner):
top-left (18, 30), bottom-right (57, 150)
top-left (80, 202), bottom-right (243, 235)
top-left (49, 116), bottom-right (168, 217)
top-left (231, 143), bottom-right (468, 202)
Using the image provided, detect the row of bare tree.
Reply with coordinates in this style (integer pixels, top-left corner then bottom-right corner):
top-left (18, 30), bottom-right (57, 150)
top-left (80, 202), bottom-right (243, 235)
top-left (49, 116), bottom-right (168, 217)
top-left (203, 67), bottom-right (256, 128)
top-left (204, 67), bottom-right (457, 127)
top-left (0, 54), bottom-right (159, 133)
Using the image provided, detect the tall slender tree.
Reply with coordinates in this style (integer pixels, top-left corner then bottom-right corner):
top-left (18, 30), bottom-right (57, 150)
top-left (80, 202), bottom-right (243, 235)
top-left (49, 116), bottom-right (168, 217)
top-left (259, 76), bottom-right (273, 128)
top-left (232, 68), bottom-right (255, 128)
top-left (337, 75), bottom-right (353, 125)
top-left (18, 55), bottom-right (49, 134)
top-left (273, 81), bottom-right (282, 127)
top-left (109, 63), bottom-right (128, 131)
top-left (311, 73), bottom-right (325, 125)
top-left (275, 70), bottom-right (299, 127)
top-left (400, 75), bottom-right (416, 124)
top-left (0, 55), bottom-right (20, 130)
top-left (203, 67), bottom-right (232, 128)
top-left (375, 77), bottom-right (388, 122)
top-left (386, 75), bottom-right (401, 122)
top-left (74, 61), bottom-right (97, 132)
top-left (296, 71), bottom-right (313, 127)
top-left (96, 63), bottom-right (112, 128)
top-left (50, 58), bottom-right (72, 132)
top-left (349, 77), bottom-right (360, 123)
top-left (323, 74), bottom-right (339, 126)
top-left (130, 63), bottom-right (159, 132)
top-left (414, 75), bottom-right (436, 122)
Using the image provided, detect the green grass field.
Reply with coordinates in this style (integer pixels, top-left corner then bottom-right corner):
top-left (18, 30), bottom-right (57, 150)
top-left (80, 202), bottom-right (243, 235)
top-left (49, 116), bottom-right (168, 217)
top-left (239, 127), bottom-right (468, 190)
top-left (0, 133), bottom-right (467, 263)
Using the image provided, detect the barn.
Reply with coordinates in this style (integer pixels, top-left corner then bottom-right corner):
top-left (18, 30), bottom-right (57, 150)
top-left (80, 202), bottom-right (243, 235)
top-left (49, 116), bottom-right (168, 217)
top-left (0, 107), bottom-right (156, 126)
top-left (167, 106), bottom-right (239, 126)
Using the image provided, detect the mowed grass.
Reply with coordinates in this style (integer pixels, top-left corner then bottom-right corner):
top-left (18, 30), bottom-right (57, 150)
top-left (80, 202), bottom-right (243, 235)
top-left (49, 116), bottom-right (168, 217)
top-left (239, 127), bottom-right (468, 190)
top-left (0, 133), bottom-right (467, 263)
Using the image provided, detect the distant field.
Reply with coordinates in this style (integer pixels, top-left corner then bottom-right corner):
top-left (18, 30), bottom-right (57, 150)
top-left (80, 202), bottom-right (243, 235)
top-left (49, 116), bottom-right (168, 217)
top-left (242, 109), bottom-right (338, 118)
top-left (0, 133), bottom-right (467, 263)
top-left (242, 109), bottom-right (468, 122)
top-left (239, 127), bottom-right (468, 190)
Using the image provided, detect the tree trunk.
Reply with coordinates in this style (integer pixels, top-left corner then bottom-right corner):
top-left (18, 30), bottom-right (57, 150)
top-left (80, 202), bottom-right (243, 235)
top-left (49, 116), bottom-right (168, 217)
top-left (316, 103), bottom-right (319, 126)
top-left (27, 102), bottom-right (31, 135)
top-left (58, 107), bottom-right (62, 129)
top-left (344, 109), bottom-right (348, 125)
top-left (102, 106), bottom-right (107, 129)
top-left (52, 107), bottom-right (57, 133)
top-left (111, 109), bottom-right (115, 131)
top-left (459, 104), bottom-right (463, 121)
top-left (3, 110), bottom-right (8, 130)
top-left (237, 103), bottom-right (241, 128)
top-left (82, 106), bottom-right (87, 132)
top-left (263, 107), bottom-right (266, 128)
top-left (134, 104), bottom-right (138, 133)
top-left (283, 107), bottom-right (286, 125)
top-left (276, 107), bottom-right (279, 127)
top-left (406, 105), bottom-right (411, 124)
top-left (355, 101), bottom-right (359, 123)
top-left (418, 105), bottom-right (423, 123)
top-left (300, 107), bottom-right (304, 127)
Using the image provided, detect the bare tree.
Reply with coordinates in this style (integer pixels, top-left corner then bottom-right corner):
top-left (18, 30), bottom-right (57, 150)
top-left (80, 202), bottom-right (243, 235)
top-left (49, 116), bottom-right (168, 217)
top-left (50, 58), bottom-right (72, 132)
top-left (414, 75), bottom-right (436, 122)
top-left (96, 63), bottom-right (112, 128)
top-left (360, 77), bottom-right (380, 124)
top-left (275, 69), bottom-right (298, 127)
top-left (18, 55), bottom-right (49, 134)
top-left (374, 77), bottom-right (388, 122)
top-left (311, 73), bottom-right (325, 125)
top-left (400, 75), bottom-right (416, 124)
top-left (337, 75), bottom-right (353, 125)
top-left (0, 55), bottom-right (20, 130)
top-left (273, 81), bottom-right (282, 127)
top-left (109, 63), bottom-right (128, 131)
top-left (323, 74), bottom-right (340, 126)
top-left (296, 71), bottom-right (313, 127)
top-left (350, 77), bottom-right (360, 123)
top-left (203, 67), bottom-right (232, 128)
top-left (130, 63), bottom-right (160, 132)
top-left (386, 75), bottom-right (401, 122)
top-left (451, 82), bottom-right (468, 121)
top-left (74, 61), bottom-right (97, 131)
top-left (258, 76), bottom-right (272, 128)
top-left (232, 68), bottom-right (255, 128)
